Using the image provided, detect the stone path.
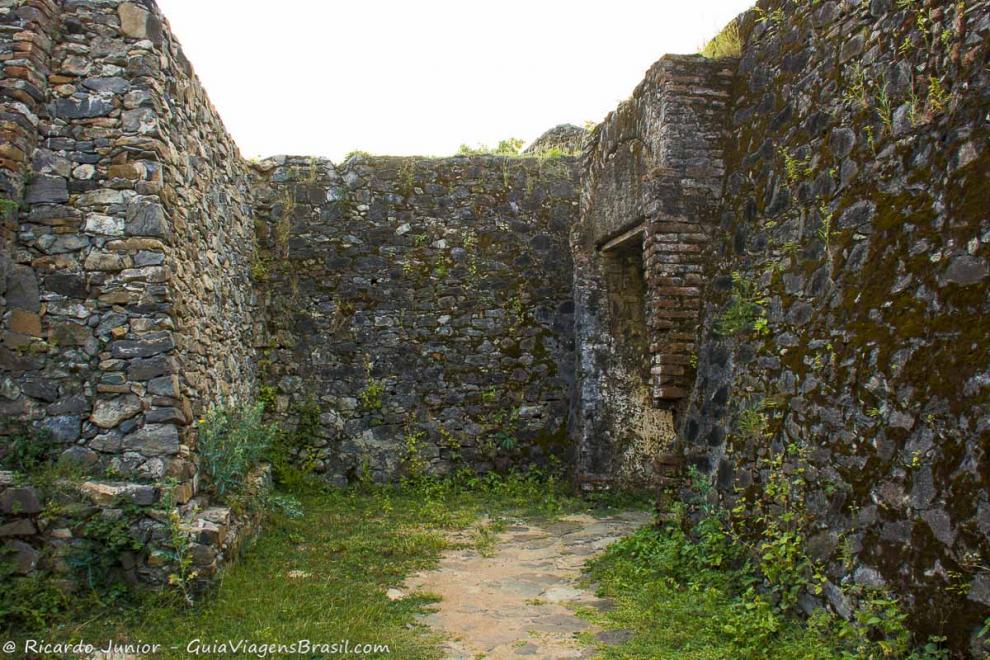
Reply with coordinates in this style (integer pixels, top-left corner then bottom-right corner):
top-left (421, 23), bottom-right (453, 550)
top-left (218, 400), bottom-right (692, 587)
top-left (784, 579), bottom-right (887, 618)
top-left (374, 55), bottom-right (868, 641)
top-left (401, 510), bottom-right (652, 659)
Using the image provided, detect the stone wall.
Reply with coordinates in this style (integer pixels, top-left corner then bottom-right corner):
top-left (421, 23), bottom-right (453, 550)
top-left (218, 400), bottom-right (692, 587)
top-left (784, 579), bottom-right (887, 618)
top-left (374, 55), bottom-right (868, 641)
top-left (572, 55), bottom-right (734, 488)
top-left (0, 0), bottom-right (258, 586)
top-left (677, 0), bottom-right (990, 652)
top-left (252, 154), bottom-right (579, 484)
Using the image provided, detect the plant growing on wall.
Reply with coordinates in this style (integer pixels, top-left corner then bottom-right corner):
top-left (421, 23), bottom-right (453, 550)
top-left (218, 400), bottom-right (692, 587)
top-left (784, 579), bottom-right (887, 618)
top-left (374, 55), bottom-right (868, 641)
top-left (0, 419), bottom-right (55, 474)
top-left (359, 359), bottom-right (386, 411)
top-left (715, 272), bottom-right (769, 337)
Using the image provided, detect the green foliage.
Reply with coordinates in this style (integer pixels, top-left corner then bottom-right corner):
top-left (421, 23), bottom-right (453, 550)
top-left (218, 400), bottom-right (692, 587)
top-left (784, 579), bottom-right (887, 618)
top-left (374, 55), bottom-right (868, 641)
top-left (716, 272), bottom-right (769, 337)
top-left (0, 197), bottom-right (19, 221)
top-left (0, 419), bottom-right (55, 474)
top-left (926, 76), bottom-right (950, 115)
top-left (343, 150), bottom-right (373, 161)
top-left (257, 383), bottom-right (277, 411)
top-left (359, 378), bottom-right (385, 411)
top-left (402, 430), bottom-right (429, 480)
top-left (456, 138), bottom-right (524, 157)
top-left (700, 20), bottom-right (742, 59)
top-left (780, 147), bottom-right (813, 185)
top-left (0, 562), bottom-right (70, 633)
top-left (157, 481), bottom-right (197, 605)
top-left (753, 6), bottom-right (784, 26)
top-left (249, 257), bottom-right (268, 282)
top-left (584, 485), bottom-right (936, 658)
top-left (197, 402), bottom-right (276, 502)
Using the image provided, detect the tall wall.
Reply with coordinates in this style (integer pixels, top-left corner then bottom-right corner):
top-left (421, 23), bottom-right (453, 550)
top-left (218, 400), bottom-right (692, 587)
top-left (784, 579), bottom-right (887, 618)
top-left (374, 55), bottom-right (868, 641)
top-left (573, 55), bottom-right (734, 488)
top-left (0, 0), bottom-right (257, 583)
top-left (252, 155), bottom-right (579, 484)
top-left (677, 0), bottom-right (990, 651)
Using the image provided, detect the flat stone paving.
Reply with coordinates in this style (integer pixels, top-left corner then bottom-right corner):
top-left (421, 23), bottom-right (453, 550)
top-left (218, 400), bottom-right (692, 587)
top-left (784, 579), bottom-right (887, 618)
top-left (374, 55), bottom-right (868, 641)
top-left (402, 510), bottom-right (652, 659)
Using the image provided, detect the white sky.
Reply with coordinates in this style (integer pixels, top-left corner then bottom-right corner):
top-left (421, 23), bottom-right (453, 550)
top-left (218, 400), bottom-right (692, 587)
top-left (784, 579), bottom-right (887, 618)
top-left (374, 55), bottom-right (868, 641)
top-left (156, 0), bottom-right (752, 161)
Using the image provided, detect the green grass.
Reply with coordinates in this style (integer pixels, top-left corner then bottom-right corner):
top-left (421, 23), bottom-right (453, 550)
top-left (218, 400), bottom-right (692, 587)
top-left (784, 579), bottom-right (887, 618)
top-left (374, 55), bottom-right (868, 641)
top-left (10, 471), bottom-right (646, 658)
top-left (699, 20), bottom-right (742, 59)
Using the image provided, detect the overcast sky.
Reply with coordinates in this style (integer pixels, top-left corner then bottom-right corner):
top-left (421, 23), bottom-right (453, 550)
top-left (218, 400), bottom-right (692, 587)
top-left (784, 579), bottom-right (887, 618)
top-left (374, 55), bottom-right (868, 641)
top-left (155, 1), bottom-right (752, 161)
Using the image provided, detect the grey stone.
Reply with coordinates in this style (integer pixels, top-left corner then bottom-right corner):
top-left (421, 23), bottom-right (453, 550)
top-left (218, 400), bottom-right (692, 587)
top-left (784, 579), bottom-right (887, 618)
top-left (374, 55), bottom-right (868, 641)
top-left (110, 333), bottom-right (175, 359)
top-left (838, 200), bottom-right (875, 229)
top-left (853, 566), bottom-right (886, 588)
top-left (125, 198), bottom-right (168, 237)
top-left (5, 265), bottom-right (40, 311)
top-left (122, 424), bottom-right (180, 456)
top-left (921, 509), bottom-right (956, 546)
top-left (60, 446), bottom-right (100, 469)
top-left (127, 355), bottom-right (173, 380)
top-left (40, 415), bottom-right (81, 443)
top-left (53, 96), bottom-right (114, 119)
top-left (968, 573), bottom-right (990, 607)
top-left (24, 175), bottom-right (69, 204)
top-left (830, 128), bottom-right (856, 159)
top-left (942, 255), bottom-right (988, 286)
top-left (0, 519), bottom-right (37, 537)
top-left (82, 77), bottom-right (130, 95)
top-left (0, 487), bottom-right (43, 515)
top-left (90, 395), bottom-right (143, 428)
top-left (2, 540), bottom-right (39, 574)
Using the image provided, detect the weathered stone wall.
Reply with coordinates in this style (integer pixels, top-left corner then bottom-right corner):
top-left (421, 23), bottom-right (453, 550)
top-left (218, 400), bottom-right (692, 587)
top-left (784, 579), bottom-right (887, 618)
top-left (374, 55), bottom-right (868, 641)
top-left (252, 155), bottom-right (579, 484)
top-left (0, 0), bottom-right (258, 585)
top-left (678, 0), bottom-right (990, 651)
top-left (573, 55), bottom-right (734, 488)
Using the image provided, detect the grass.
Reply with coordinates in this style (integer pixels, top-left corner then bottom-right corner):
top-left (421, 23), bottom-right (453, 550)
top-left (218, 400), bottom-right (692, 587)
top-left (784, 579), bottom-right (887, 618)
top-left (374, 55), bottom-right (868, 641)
top-left (10, 471), bottom-right (645, 658)
top-left (699, 20), bottom-right (742, 59)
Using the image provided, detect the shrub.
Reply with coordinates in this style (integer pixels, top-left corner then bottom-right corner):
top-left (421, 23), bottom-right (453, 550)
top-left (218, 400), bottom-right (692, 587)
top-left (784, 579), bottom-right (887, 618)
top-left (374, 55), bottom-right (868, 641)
top-left (197, 403), bottom-right (276, 501)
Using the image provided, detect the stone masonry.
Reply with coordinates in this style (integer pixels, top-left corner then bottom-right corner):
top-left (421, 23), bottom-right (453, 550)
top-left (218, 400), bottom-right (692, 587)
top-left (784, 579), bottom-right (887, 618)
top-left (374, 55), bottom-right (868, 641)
top-left (572, 55), bottom-right (734, 487)
top-left (0, 0), bottom-right (988, 651)
top-left (251, 154), bottom-right (579, 484)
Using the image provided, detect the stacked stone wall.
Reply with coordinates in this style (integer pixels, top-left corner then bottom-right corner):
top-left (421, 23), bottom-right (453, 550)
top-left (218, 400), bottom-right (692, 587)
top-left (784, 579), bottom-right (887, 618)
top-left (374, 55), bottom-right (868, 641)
top-left (0, 0), bottom-right (258, 586)
top-left (680, 0), bottom-right (990, 651)
top-left (252, 154), bottom-right (579, 484)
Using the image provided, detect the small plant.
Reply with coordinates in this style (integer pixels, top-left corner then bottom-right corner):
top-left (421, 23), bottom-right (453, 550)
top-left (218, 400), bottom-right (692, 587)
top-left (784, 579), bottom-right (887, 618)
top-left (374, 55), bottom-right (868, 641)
top-left (753, 7), bottom-right (784, 26)
top-left (780, 147), bottom-right (813, 185)
top-left (158, 479), bottom-right (197, 605)
top-left (481, 387), bottom-right (498, 404)
top-left (359, 359), bottom-right (386, 411)
top-left (402, 429), bottom-right (429, 480)
top-left (926, 76), bottom-right (950, 115)
top-left (817, 202), bottom-right (835, 250)
top-left (197, 402), bottom-right (276, 502)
